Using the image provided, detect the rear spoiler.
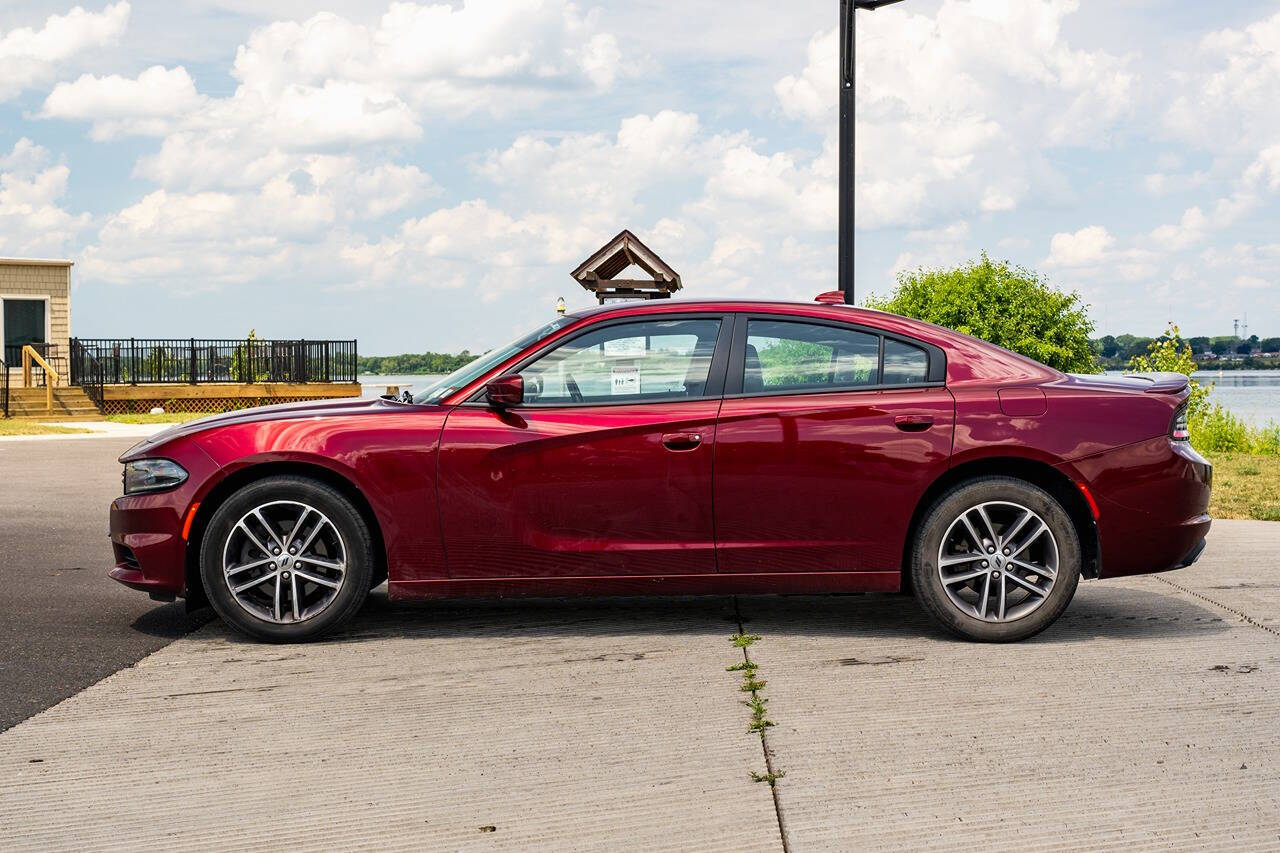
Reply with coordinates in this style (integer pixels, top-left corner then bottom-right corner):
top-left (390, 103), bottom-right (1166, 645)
top-left (1122, 372), bottom-right (1190, 394)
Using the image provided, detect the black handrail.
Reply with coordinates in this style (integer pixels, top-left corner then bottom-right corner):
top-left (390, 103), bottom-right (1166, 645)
top-left (70, 338), bottom-right (358, 385)
top-left (70, 340), bottom-right (106, 413)
top-left (1, 356), bottom-right (8, 419)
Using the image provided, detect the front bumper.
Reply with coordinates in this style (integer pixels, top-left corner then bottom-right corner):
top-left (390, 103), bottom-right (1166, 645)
top-left (108, 444), bottom-right (220, 598)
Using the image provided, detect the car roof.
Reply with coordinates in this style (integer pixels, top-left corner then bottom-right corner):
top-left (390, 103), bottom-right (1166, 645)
top-left (568, 298), bottom-right (888, 322)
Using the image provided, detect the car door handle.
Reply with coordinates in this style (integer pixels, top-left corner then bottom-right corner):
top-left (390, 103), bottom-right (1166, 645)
top-left (662, 432), bottom-right (703, 451)
top-left (894, 414), bottom-right (934, 432)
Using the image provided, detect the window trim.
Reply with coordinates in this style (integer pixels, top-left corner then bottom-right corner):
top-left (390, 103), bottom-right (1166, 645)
top-left (463, 312), bottom-right (734, 409)
top-left (724, 313), bottom-right (946, 398)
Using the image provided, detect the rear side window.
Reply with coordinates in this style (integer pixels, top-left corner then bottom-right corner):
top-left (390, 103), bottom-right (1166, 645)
top-left (882, 339), bottom-right (929, 385)
top-left (745, 320), bottom-right (879, 393)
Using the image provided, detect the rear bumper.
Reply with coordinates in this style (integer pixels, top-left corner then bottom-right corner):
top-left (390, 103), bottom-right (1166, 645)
top-left (1067, 437), bottom-right (1212, 579)
top-left (1172, 537), bottom-right (1208, 571)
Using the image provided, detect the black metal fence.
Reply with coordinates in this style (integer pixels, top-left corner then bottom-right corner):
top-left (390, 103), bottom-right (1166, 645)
top-left (1, 356), bottom-right (8, 418)
top-left (70, 338), bottom-right (358, 385)
top-left (69, 341), bottom-right (105, 410)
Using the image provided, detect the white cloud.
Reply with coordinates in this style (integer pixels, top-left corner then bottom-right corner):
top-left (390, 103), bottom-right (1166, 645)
top-left (1149, 206), bottom-right (1208, 251)
top-left (0, 2), bottom-right (130, 100)
top-left (475, 111), bottom-right (725, 212)
top-left (41, 65), bottom-right (203, 138)
top-left (1164, 11), bottom-right (1280, 155)
top-left (850, 0), bottom-right (1134, 228)
top-left (774, 27), bottom-right (836, 127)
top-left (1045, 225), bottom-right (1115, 267)
top-left (0, 139), bottom-right (91, 256)
top-left (82, 157), bottom-right (436, 285)
top-left (1233, 274), bottom-right (1269, 290)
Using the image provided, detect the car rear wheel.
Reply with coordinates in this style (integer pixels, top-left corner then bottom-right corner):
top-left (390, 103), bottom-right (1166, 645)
top-left (910, 476), bottom-right (1081, 642)
top-left (200, 475), bottom-right (373, 643)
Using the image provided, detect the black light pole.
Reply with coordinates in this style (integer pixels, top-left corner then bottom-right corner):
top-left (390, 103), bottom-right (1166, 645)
top-left (840, 0), bottom-right (908, 305)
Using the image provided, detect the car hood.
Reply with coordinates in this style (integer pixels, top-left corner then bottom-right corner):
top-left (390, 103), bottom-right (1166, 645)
top-left (119, 396), bottom-right (414, 462)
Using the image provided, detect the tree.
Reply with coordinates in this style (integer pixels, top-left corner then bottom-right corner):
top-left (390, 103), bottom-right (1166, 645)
top-left (1211, 340), bottom-right (1230, 356)
top-left (1097, 335), bottom-right (1119, 358)
top-left (1260, 337), bottom-right (1280, 354)
top-left (865, 254), bottom-right (1098, 373)
top-left (1236, 341), bottom-right (1253, 355)
top-left (1122, 337), bottom-right (1154, 360)
top-left (1187, 336), bottom-right (1210, 355)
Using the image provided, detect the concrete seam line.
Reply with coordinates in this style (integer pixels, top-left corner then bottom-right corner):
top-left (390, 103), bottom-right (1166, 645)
top-left (1151, 575), bottom-right (1280, 638)
top-left (730, 596), bottom-right (790, 853)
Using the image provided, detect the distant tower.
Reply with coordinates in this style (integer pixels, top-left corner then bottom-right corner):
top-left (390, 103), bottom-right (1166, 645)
top-left (1242, 312), bottom-right (1248, 340)
top-left (1234, 318), bottom-right (1239, 338)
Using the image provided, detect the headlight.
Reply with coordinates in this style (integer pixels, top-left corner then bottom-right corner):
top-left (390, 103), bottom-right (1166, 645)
top-left (123, 459), bottom-right (189, 495)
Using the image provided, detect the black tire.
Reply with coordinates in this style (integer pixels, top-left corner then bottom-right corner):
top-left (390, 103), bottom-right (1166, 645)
top-left (910, 476), bottom-right (1081, 642)
top-left (200, 475), bottom-right (374, 643)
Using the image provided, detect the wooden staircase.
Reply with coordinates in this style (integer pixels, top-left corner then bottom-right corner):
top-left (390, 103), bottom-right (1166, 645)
top-left (5, 385), bottom-right (104, 421)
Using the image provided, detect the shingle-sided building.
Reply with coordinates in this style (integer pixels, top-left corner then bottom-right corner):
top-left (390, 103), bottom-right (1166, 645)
top-left (1, 258), bottom-right (72, 373)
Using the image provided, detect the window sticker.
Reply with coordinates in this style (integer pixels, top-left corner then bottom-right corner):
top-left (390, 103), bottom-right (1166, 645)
top-left (611, 366), bottom-right (640, 395)
top-left (603, 336), bottom-right (646, 357)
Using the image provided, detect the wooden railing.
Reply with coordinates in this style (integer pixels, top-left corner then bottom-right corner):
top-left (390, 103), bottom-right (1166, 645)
top-left (22, 345), bottom-right (59, 413)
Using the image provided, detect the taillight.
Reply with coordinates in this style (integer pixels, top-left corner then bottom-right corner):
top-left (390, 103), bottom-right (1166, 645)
top-left (1171, 405), bottom-right (1190, 441)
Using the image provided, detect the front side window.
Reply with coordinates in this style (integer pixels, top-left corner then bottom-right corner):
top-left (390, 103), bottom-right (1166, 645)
top-left (744, 320), bottom-right (879, 393)
top-left (520, 318), bottom-right (722, 405)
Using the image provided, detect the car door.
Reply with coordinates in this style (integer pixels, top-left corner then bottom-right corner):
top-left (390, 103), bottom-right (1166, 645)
top-left (437, 314), bottom-right (731, 578)
top-left (713, 314), bottom-right (954, 575)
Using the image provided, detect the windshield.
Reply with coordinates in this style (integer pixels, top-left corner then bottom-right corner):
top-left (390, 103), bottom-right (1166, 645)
top-left (413, 316), bottom-right (575, 404)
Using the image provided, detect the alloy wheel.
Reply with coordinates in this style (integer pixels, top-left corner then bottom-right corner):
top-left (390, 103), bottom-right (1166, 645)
top-left (936, 500), bottom-right (1059, 622)
top-left (221, 500), bottom-right (347, 624)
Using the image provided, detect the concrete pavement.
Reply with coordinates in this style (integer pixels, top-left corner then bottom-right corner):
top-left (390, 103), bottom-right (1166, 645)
top-left (1, 520), bottom-right (1277, 850)
top-left (0, 421), bottom-right (170, 442)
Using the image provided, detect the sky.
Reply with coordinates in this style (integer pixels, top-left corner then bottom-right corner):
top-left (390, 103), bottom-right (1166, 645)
top-left (1, 0), bottom-right (1278, 354)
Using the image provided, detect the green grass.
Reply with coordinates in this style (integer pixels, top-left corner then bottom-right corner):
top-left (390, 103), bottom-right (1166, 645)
top-left (1204, 452), bottom-right (1280, 522)
top-left (106, 412), bottom-right (205, 424)
top-left (0, 420), bottom-right (90, 436)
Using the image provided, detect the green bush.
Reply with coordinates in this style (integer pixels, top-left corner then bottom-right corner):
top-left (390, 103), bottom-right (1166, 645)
top-left (865, 253), bottom-right (1098, 373)
top-left (1129, 326), bottom-right (1280, 456)
top-left (1127, 324), bottom-right (1212, 416)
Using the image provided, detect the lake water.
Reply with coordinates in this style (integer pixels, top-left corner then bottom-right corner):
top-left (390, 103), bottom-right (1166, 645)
top-left (358, 374), bottom-right (444, 399)
top-left (1192, 370), bottom-right (1280, 426)
top-left (361, 370), bottom-right (1280, 425)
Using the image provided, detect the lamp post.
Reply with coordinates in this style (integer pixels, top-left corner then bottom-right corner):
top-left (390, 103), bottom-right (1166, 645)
top-left (839, 0), bottom-right (908, 305)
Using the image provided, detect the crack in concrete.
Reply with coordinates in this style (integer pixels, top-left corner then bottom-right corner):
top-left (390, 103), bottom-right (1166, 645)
top-left (1152, 575), bottom-right (1280, 638)
top-left (732, 596), bottom-right (790, 853)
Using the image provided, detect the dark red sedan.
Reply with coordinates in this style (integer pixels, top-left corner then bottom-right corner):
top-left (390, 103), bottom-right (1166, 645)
top-left (110, 298), bottom-right (1211, 642)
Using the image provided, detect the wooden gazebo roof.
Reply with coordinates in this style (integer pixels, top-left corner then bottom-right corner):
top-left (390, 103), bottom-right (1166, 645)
top-left (571, 230), bottom-right (682, 303)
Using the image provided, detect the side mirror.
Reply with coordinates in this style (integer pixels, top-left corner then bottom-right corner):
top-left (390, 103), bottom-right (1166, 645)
top-left (485, 373), bottom-right (524, 407)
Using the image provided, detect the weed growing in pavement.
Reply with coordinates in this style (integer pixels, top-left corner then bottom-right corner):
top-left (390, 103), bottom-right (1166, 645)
top-left (729, 632), bottom-right (782, 785)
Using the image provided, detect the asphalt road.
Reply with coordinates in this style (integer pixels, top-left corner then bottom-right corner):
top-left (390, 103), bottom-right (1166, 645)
top-left (0, 438), bottom-right (207, 731)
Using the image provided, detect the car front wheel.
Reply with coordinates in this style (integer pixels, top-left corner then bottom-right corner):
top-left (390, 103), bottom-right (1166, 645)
top-left (910, 476), bottom-right (1081, 642)
top-left (200, 475), bottom-right (374, 643)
